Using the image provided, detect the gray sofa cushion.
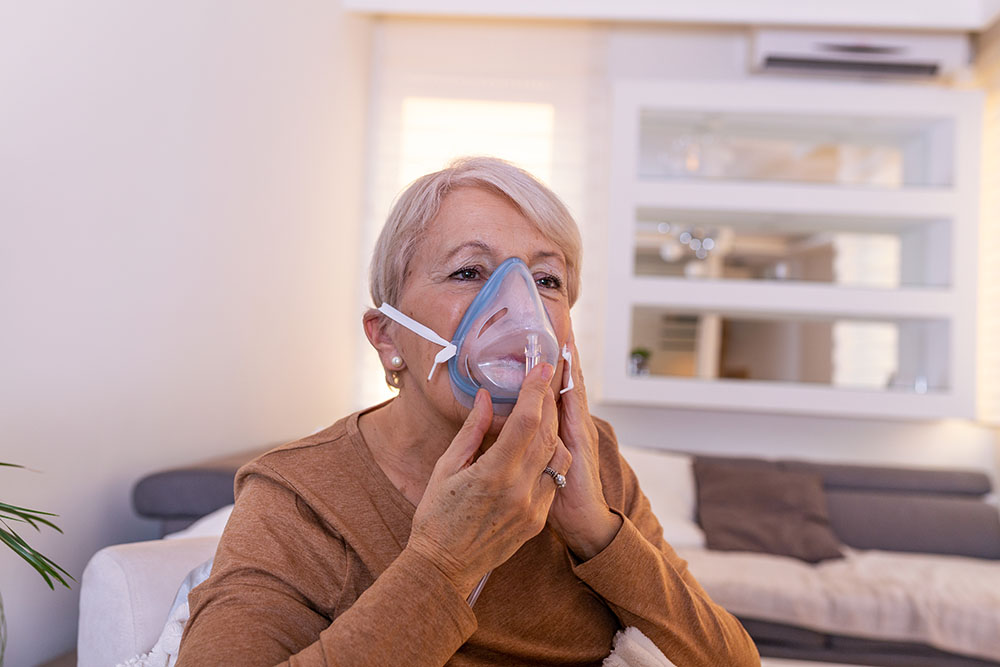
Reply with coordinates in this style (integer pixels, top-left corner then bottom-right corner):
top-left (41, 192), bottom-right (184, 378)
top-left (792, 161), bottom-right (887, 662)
top-left (825, 635), bottom-right (1000, 667)
top-left (133, 467), bottom-right (239, 519)
top-left (737, 618), bottom-right (1000, 665)
top-left (757, 642), bottom-right (1000, 667)
top-left (737, 618), bottom-right (827, 649)
top-left (781, 460), bottom-right (992, 496)
top-left (825, 490), bottom-right (1000, 559)
top-left (132, 447), bottom-right (270, 535)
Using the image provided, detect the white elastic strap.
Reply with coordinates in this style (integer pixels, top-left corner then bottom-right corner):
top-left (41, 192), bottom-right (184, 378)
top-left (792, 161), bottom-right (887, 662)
top-left (560, 344), bottom-right (574, 395)
top-left (377, 304), bottom-right (457, 381)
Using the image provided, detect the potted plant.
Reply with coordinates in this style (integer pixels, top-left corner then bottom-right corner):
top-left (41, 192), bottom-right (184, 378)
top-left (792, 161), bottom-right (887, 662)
top-left (629, 347), bottom-right (651, 376)
top-left (0, 462), bottom-right (72, 666)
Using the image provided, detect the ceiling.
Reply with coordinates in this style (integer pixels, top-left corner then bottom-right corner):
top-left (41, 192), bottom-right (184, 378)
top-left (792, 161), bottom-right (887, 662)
top-left (343, 0), bottom-right (1000, 32)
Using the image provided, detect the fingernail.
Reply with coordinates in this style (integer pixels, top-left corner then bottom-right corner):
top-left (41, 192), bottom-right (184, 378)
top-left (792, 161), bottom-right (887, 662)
top-left (541, 363), bottom-right (554, 381)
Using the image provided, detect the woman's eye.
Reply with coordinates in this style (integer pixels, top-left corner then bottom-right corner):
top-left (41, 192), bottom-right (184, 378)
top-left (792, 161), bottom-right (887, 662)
top-left (535, 274), bottom-right (563, 290)
top-left (450, 267), bottom-right (481, 281)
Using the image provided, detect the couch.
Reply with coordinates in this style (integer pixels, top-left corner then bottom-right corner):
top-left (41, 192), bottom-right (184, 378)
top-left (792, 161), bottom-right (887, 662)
top-left (78, 446), bottom-right (1000, 667)
top-left (633, 450), bottom-right (1000, 667)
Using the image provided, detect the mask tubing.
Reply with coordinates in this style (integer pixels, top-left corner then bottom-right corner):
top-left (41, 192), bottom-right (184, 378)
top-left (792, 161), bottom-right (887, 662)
top-left (466, 569), bottom-right (492, 607)
top-left (525, 333), bottom-right (540, 374)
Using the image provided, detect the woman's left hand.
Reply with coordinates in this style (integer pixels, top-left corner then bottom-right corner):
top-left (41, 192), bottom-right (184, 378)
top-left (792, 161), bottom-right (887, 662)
top-left (547, 334), bottom-right (623, 560)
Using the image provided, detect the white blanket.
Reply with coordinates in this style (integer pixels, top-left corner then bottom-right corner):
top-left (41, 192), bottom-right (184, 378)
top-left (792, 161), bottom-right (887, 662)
top-left (678, 546), bottom-right (1000, 662)
top-left (116, 558), bottom-right (213, 667)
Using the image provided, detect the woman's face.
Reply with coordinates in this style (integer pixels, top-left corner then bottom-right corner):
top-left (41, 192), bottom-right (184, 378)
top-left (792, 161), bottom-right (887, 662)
top-left (393, 186), bottom-right (572, 430)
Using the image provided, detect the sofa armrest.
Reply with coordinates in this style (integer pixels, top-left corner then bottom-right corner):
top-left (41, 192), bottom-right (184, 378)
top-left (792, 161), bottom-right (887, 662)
top-left (77, 536), bottom-right (219, 667)
top-left (132, 447), bottom-right (270, 536)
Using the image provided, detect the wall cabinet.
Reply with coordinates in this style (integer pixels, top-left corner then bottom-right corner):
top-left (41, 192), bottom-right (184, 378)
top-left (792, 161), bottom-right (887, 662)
top-left (603, 81), bottom-right (981, 419)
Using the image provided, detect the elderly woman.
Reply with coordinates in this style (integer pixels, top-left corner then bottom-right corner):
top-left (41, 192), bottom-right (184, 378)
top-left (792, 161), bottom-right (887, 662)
top-left (176, 157), bottom-right (758, 666)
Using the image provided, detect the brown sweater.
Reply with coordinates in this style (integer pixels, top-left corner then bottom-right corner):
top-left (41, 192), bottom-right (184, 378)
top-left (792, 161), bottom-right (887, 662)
top-left (176, 406), bottom-right (759, 666)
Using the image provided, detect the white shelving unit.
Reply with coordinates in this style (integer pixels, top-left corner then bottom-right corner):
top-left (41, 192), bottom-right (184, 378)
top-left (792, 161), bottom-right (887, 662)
top-left (603, 81), bottom-right (981, 419)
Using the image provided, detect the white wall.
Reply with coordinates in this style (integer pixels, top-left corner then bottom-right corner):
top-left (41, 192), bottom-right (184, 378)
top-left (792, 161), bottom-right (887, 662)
top-left (0, 3), bottom-right (371, 664)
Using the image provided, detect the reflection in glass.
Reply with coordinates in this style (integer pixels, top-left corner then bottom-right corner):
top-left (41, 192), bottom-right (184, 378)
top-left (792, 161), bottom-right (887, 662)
top-left (630, 308), bottom-right (949, 393)
top-left (638, 110), bottom-right (953, 188)
top-left (633, 210), bottom-right (951, 289)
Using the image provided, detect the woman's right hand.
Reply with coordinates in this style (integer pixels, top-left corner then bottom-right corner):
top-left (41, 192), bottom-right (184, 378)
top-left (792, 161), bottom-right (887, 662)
top-left (406, 363), bottom-right (571, 598)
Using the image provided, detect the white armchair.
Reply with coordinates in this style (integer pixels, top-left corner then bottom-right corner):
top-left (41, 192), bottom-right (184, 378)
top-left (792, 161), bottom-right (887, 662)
top-left (77, 535), bottom-right (220, 666)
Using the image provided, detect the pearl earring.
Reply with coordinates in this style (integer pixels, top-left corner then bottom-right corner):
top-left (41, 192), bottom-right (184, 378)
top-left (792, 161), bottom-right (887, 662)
top-left (390, 355), bottom-right (403, 368)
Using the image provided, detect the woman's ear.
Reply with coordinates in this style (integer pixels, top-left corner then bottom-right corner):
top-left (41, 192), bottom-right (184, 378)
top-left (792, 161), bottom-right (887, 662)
top-left (363, 308), bottom-right (403, 369)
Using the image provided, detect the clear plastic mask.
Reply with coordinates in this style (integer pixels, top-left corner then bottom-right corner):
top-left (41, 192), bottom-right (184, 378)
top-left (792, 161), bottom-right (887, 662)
top-left (447, 258), bottom-right (560, 415)
top-left (377, 257), bottom-right (565, 415)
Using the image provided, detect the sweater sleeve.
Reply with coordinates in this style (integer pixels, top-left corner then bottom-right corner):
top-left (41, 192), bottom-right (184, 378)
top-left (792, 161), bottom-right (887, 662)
top-left (569, 424), bottom-right (760, 667)
top-left (175, 466), bottom-right (477, 667)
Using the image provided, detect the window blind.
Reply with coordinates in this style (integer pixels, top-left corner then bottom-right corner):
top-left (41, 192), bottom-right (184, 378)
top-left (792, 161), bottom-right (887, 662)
top-left (355, 19), bottom-right (602, 409)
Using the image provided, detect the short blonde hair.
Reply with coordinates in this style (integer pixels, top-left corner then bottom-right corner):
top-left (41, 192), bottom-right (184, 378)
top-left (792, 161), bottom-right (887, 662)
top-left (369, 157), bottom-right (583, 309)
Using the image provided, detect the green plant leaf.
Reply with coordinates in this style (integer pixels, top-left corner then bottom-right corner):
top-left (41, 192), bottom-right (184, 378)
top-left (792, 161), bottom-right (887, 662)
top-left (6, 525), bottom-right (73, 581)
top-left (0, 526), bottom-right (73, 589)
top-left (0, 529), bottom-right (56, 588)
top-left (1, 462), bottom-right (72, 590)
top-left (0, 502), bottom-right (62, 532)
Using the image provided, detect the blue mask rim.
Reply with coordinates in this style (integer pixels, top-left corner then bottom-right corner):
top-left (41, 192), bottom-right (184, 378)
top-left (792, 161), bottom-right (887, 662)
top-left (447, 257), bottom-right (556, 405)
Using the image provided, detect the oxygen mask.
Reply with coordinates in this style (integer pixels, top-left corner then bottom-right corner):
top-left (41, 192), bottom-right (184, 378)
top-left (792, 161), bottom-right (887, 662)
top-left (378, 257), bottom-right (572, 415)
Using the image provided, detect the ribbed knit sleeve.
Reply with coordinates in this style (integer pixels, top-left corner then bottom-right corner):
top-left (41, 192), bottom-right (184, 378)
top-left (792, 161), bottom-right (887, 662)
top-left (570, 421), bottom-right (760, 667)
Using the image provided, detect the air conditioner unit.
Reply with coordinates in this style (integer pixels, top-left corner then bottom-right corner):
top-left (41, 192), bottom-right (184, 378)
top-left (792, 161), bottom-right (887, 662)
top-left (751, 28), bottom-right (972, 78)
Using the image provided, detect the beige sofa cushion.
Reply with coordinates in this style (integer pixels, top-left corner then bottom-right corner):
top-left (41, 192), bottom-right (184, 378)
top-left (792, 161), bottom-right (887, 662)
top-left (678, 546), bottom-right (1000, 663)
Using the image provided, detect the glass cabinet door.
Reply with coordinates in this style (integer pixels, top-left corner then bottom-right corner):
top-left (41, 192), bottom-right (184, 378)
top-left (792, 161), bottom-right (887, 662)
top-left (632, 208), bottom-right (951, 288)
top-left (629, 306), bottom-right (949, 395)
top-left (638, 110), bottom-right (954, 189)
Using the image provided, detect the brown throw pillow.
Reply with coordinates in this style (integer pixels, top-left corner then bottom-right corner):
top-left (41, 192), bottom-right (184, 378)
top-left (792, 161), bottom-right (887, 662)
top-left (694, 461), bottom-right (844, 563)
